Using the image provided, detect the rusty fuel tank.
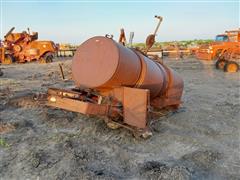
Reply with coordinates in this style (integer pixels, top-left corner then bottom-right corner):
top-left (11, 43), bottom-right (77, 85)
top-left (48, 36), bottom-right (184, 137)
top-left (72, 36), bottom-right (183, 107)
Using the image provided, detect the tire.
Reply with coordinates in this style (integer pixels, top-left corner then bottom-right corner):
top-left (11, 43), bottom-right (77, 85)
top-left (2, 55), bottom-right (14, 64)
top-left (46, 55), bottom-right (53, 63)
top-left (216, 59), bottom-right (227, 70)
top-left (39, 53), bottom-right (53, 64)
top-left (39, 57), bottom-right (47, 64)
top-left (224, 61), bottom-right (239, 73)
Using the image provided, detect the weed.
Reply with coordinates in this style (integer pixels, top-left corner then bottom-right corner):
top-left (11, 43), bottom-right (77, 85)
top-left (0, 138), bottom-right (10, 148)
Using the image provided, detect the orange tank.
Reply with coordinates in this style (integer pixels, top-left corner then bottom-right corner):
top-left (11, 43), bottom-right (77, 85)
top-left (47, 36), bottom-right (184, 137)
top-left (72, 36), bottom-right (183, 108)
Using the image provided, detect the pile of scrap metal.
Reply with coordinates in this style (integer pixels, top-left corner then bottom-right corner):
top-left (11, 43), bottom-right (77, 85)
top-left (56, 43), bottom-right (77, 57)
top-left (162, 43), bottom-right (191, 59)
top-left (0, 27), bottom-right (57, 64)
top-left (188, 46), bottom-right (199, 56)
top-left (47, 36), bottom-right (184, 138)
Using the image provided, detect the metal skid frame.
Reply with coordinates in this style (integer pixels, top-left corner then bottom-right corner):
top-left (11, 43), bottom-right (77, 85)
top-left (47, 87), bottom-right (152, 138)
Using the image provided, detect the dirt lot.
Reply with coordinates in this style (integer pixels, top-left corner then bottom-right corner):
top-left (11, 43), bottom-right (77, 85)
top-left (0, 57), bottom-right (239, 180)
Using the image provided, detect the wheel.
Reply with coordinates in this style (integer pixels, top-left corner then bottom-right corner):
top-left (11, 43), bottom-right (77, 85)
top-left (2, 55), bottom-right (14, 64)
top-left (224, 61), bottom-right (239, 73)
top-left (39, 53), bottom-right (53, 64)
top-left (46, 55), bottom-right (53, 63)
top-left (216, 59), bottom-right (227, 70)
top-left (39, 57), bottom-right (47, 64)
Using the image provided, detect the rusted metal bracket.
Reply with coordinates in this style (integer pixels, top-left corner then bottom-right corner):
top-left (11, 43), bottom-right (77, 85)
top-left (118, 28), bottom-right (127, 46)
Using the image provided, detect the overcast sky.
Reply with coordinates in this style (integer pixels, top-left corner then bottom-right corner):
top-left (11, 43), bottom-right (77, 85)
top-left (1, 0), bottom-right (239, 44)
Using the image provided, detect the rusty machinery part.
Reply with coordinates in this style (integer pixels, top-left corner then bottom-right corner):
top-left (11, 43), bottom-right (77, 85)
top-left (4, 27), bottom-right (15, 38)
top-left (2, 55), bottom-right (15, 65)
top-left (129, 32), bottom-right (134, 47)
top-left (229, 49), bottom-right (240, 60)
top-left (48, 87), bottom-right (153, 138)
top-left (163, 43), bottom-right (184, 59)
top-left (218, 50), bottom-right (229, 60)
top-left (145, 15), bottom-right (163, 54)
top-left (118, 28), bottom-right (127, 46)
top-left (13, 45), bottom-right (22, 52)
top-left (145, 35), bottom-right (155, 52)
top-left (48, 36), bottom-right (184, 138)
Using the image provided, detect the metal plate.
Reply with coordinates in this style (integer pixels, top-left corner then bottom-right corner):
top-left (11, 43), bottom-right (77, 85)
top-left (47, 95), bottom-right (108, 115)
top-left (123, 87), bottom-right (149, 129)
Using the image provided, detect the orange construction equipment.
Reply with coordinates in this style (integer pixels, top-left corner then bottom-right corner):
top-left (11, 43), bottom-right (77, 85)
top-left (47, 36), bottom-right (184, 138)
top-left (0, 27), bottom-right (57, 64)
top-left (196, 29), bottom-right (240, 60)
top-left (215, 44), bottom-right (240, 72)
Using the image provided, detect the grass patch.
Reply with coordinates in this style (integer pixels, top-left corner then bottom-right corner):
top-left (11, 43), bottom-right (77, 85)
top-left (0, 138), bottom-right (10, 148)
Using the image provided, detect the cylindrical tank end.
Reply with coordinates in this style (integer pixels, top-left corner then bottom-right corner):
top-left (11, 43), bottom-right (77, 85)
top-left (151, 69), bottom-right (184, 109)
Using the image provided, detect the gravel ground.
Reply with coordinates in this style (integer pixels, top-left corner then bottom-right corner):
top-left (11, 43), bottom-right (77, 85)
top-left (0, 57), bottom-right (239, 180)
